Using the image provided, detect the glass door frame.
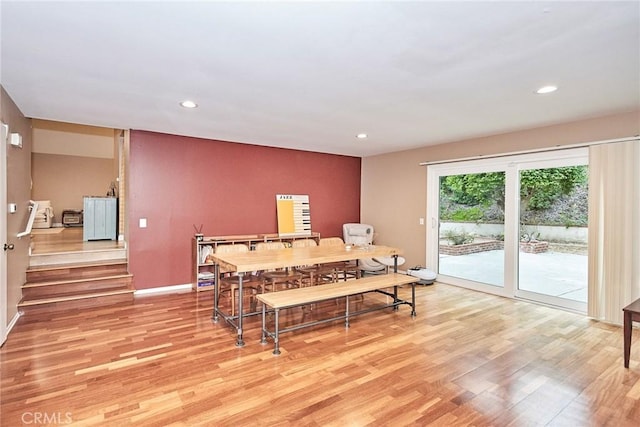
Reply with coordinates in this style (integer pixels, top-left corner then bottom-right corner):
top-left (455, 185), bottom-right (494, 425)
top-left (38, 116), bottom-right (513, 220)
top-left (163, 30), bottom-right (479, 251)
top-left (427, 157), bottom-right (515, 298)
top-left (514, 156), bottom-right (588, 313)
top-left (426, 147), bottom-right (588, 311)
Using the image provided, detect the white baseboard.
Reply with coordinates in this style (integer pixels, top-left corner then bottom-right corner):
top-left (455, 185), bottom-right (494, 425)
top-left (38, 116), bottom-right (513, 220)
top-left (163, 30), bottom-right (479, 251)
top-left (7, 311), bottom-right (20, 332)
top-left (134, 284), bottom-right (192, 296)
top-left (1, 312), bottom-right (21, 346)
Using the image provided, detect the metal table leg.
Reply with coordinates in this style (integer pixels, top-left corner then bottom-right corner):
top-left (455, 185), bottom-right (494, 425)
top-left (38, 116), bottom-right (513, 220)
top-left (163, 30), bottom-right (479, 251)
top-left (273, 308), bottom-right (281, 355)
top-left (345, 295), bottom-right (350, 328)
top-left (235, 272), bottom-right (245, 347)
top-left (393, 254), bottom-right (399, 311)
top-left (260, 303), bottom-right (267, 345)
top-left (411, 283), bottom-right (417, 317)
top-left (212, 263), bottom-right (220, 322)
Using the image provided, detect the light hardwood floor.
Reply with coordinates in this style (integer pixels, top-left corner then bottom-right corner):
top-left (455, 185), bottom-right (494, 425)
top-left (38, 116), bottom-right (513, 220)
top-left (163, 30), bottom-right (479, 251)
top-left (30, 227), bottom-right (124, 255)
top-left (2, 283), bottom-right (639, 426)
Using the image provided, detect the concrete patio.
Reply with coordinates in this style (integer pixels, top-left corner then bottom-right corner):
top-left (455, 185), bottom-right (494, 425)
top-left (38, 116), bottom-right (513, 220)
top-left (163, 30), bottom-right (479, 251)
top-left (439, 249), bottom-right (588, 303)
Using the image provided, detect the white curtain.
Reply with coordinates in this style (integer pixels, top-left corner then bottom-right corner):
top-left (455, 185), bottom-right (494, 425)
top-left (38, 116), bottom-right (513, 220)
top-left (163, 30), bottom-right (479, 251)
top-left (588, 139), bottom-right (640, 325)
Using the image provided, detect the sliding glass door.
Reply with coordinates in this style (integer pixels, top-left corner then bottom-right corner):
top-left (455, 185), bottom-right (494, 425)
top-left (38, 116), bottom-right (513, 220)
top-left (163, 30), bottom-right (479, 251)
top-left (516, 161), bottom-right (588, 312)
top-left (438, 171), bottom-right (505, 288)
top-left (426, 148), bottom-right (588, 312)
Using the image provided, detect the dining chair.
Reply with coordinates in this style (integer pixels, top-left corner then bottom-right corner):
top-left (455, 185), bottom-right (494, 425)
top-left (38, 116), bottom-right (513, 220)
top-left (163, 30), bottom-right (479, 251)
top-left (254, 241), bottom-right (303, 291)
top-left (319, 236), bottom-right (359, 281)
top-left (215, 244), bottom-right (263, 316)
top-left (291, 239), bottom-right (333, 286)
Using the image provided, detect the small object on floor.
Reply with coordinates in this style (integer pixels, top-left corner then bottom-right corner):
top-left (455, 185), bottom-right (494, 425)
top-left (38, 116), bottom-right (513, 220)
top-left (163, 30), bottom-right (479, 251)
top-left (407, 267), bottom-right (436, 285)
top-left (62, 210), bottom-right (83, 227)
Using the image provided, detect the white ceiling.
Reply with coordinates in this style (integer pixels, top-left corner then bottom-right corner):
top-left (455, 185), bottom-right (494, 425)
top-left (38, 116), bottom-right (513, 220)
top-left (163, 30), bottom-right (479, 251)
top-left (1, 1), bottom-right (639, 157)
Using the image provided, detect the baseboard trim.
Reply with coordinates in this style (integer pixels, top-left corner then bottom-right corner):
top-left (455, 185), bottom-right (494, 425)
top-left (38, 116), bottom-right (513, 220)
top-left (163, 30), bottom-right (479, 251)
top-left (134, 284), bottom-right (192, 296)
top-left (2, 312), bottom-right (21, 346)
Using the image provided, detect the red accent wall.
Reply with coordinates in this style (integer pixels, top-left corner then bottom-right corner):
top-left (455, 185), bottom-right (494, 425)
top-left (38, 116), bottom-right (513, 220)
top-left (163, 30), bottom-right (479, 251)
top-left (128, 130), bottom-right (361, 289)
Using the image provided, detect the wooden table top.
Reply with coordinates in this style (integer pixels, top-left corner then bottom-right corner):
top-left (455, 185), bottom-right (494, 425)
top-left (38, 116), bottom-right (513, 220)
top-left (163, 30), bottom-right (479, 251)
top-left (211, 244), bottom-right (403, 273)
top-left (623, 297), bottom-right (640, 314)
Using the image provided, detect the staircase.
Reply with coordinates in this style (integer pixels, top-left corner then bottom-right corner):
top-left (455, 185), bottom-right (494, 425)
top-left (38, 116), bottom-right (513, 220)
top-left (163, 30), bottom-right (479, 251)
top-left (19, 258), bottom-right (134, 314)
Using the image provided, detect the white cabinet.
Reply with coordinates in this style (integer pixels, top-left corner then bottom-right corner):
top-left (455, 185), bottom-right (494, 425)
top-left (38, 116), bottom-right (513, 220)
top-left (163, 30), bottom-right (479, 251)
top-left (83, 197), bottom-right (117, 241)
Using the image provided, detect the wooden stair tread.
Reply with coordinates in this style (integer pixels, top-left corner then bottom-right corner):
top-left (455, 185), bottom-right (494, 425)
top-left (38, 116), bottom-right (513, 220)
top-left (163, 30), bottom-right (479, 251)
top-left (23, 274), bottom-right (133, 288)
top-left (18, 289), bottom-right (135, 307)
top-left (29, 249), bottom-right (127, 268)
top-left (25, 229), bottom-right (132, 313)
top-left (31, 247), bottom-right (125, 255)
top-left (27, 259), bottom-right (127, 272)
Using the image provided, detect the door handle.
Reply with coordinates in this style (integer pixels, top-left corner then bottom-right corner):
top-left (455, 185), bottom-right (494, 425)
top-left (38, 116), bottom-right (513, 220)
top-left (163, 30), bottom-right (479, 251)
top-left (3, 243), bottom-right (14, 251)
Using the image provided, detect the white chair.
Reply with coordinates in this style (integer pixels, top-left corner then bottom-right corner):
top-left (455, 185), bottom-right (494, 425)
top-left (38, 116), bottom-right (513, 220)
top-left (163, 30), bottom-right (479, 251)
top-left (32, 200), bottom-right (54, 229)
top-left (342, 223), bottom-right (405, 275)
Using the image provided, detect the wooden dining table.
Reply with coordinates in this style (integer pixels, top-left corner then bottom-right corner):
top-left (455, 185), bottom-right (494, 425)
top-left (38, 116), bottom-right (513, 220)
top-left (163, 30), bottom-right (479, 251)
top-left (209, 244), bottom-right (403, 347)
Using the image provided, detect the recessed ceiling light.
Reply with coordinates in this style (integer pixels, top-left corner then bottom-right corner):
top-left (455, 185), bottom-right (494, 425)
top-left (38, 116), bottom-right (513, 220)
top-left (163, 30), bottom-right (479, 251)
top-left (356, 133), bottom-right (368, 139)
top-left (536, 85), bottom-right (558, 94)
top-left (180, 100), bottom-right (198, 108)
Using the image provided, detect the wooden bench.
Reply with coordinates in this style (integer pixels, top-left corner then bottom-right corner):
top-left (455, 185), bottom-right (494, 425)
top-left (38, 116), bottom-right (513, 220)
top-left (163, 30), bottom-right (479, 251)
top-left (256, 273), bottom-right (419, 355)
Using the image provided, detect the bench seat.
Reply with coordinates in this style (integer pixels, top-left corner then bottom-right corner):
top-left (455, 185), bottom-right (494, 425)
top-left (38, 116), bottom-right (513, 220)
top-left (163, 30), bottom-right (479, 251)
top-left (257, 273), bottom-right (418, 354)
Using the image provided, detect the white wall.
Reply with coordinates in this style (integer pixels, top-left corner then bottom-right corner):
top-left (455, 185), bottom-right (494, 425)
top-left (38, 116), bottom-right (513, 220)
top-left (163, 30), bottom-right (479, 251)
top-left (32, 119), bottom-right (114, 159)
top-left (441, 222), bottom-right (587, 243)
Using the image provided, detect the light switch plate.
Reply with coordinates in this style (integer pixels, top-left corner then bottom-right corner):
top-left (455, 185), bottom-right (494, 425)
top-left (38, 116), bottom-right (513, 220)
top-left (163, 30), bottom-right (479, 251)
top-left (10, 132), bottom-right (22, 148)
top-left (139, 218), bottom-right (147, 228)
